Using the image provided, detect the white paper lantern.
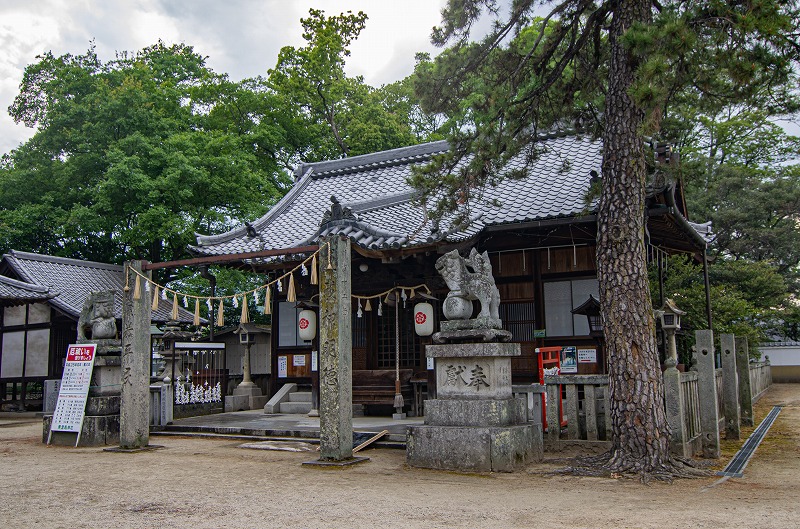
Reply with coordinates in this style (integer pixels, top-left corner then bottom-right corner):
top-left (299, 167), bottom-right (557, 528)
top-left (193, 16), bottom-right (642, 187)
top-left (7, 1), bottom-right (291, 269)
top-left (298, 309), bottom-right (317, 341)
top-left (413, 302), bottom-right (434, 336)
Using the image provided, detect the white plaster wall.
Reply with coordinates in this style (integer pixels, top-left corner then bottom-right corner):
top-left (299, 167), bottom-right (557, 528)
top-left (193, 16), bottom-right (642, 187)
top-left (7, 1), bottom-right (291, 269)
top-left (24, 328), bottom-right (50, 377)
top-left (1, 331), bottom-right (24, 377)
top-left (762, 346), bottom-right (800, 366)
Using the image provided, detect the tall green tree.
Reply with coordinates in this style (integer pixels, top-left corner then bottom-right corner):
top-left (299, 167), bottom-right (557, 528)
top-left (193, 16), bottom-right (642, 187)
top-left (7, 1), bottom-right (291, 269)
top-left (268, 9), bottom-right (420, 161)
top-left (0, 42), bottom-right (288, 279)
top-left (412, 1), bottom-right (800, 477)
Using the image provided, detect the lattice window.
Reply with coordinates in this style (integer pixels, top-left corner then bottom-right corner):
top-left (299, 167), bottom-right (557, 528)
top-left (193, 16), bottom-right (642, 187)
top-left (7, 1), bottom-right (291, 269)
top-left (500, 301), bottom-right (537, 342)
top-left (352, 309), bottom-right (367, 348)
top-left (376, 305), bottom-right (419, 369)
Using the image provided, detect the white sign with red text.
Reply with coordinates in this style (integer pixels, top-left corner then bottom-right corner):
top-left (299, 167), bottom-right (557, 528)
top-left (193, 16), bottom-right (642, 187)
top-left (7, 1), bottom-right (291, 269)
top-left (49, 344), bottom-right (96, 444)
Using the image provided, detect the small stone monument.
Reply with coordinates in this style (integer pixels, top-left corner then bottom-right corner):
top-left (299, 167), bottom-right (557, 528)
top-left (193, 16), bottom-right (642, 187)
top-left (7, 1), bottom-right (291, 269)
top-left (406, 249), bottom-right (542, 472)
top-left (44, 290), bottom-right (123, 446)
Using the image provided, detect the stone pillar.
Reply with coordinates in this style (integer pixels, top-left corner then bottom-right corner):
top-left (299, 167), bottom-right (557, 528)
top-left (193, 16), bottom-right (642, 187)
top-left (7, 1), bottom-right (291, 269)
top-left (315, 237), bottom-right (356, 462)
top-left (120, 260), bottom-right (152, 449)
top-left (735, 336), bottom-right (754, 427)
top-left (720, 333), bottom-right (740, 439)
top-left (663, 364), bottom-right (688, 457)
top-left (695, 330), bottom-right (720, 458)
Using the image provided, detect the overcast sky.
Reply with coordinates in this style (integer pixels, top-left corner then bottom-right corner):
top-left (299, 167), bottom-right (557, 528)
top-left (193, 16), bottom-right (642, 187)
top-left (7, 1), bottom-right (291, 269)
top-left (0, 0), bottom-right (460, 155)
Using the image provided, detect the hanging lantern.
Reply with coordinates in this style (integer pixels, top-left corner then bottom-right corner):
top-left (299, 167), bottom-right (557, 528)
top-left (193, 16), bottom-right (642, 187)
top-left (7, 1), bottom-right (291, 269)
top-left (298, 309), bottom-right (317, 341)
top-left (414, 302), bottom-right (434, 336)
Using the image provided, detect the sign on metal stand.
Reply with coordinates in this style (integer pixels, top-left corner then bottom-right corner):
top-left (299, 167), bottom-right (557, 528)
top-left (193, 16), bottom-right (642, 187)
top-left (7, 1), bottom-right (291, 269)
top-left (48, 344), bottom-right (97, 447)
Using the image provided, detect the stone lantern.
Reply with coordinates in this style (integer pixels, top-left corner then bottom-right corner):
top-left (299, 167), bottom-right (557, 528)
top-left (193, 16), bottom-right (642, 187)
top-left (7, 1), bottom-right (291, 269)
top-left (656, 298), bottom-right (685, 369)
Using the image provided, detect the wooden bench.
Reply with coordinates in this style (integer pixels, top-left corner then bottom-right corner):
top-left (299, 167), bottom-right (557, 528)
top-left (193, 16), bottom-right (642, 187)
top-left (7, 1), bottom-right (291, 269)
top-left (352, 369), bottom-right (414, 409)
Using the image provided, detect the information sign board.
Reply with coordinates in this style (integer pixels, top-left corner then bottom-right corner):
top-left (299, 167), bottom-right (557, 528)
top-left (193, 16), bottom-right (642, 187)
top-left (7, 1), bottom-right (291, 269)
top-left (577, 348), bottom-right (597, 363)
top-left (277, 356), bottom-right (288, 378)
top-left (48, 344), bottom-right (97, 445)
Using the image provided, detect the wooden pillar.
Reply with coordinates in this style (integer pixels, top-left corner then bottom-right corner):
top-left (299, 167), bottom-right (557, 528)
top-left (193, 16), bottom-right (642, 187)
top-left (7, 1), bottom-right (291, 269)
top-left (695, 330), bottom-right (720, 458)
top-left (720, 333), bottom-right (740, 439)
top-left (317, 237), bottom-right (354, 461)
top-left (735, 336), bottom-right (754, 427)
top-left (120, 260), bottom-right (152, 449)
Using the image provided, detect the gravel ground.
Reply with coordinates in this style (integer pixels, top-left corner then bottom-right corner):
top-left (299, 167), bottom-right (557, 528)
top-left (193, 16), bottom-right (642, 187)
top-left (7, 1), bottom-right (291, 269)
top-left (1, 384), bottom-right (798, 529)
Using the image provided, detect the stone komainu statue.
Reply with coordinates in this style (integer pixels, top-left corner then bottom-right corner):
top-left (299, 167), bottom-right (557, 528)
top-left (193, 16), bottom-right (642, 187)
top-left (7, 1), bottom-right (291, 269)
top-left (435, 248), bottom-right (501, 320)
top-left (78, 290), bottom-right (118, 341)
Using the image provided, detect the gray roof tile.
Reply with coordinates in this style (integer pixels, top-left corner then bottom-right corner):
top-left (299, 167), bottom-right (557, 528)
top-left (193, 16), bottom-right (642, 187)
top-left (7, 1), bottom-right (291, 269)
top-left (192, 132), bottom-right (605, 256)
top-left (0, 274), bottom-right (56, 307)
top-left (1, 251), bottom-right (195, 323)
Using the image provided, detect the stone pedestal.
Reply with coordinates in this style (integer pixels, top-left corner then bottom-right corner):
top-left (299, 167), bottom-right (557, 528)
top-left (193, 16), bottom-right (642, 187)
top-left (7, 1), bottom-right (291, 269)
top-left (225, 382), bottom-right (266, 412)
top-left (407, 342), bottom-right (541, 472)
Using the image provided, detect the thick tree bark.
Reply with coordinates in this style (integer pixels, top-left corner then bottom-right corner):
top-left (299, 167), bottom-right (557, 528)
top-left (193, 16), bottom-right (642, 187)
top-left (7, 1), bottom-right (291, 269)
top-left (597, 0), bottom-right (672, 472)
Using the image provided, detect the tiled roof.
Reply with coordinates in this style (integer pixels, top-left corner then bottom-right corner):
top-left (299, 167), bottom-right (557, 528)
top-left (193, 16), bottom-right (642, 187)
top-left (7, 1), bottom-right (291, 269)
top-left (0, 274), bottom-right (56, 307)
top-left (1, 251), bottom-right (195, 323)
top-left (193, 132), bottom-right (603, 256)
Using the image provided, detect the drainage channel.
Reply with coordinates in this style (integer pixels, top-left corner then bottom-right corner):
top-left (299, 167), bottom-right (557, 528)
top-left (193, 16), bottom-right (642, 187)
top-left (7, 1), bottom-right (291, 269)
top-left (717, 405), bottom-right (782, 478)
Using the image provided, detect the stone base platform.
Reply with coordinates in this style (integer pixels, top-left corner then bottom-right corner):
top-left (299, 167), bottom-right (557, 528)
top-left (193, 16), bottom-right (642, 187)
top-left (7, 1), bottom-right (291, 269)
top-left (407, 423), bottom-right (540, 472)
top-left (43, 413), bottom-right (120, 447)
top-left (424, 397), bottom-right (527, 427)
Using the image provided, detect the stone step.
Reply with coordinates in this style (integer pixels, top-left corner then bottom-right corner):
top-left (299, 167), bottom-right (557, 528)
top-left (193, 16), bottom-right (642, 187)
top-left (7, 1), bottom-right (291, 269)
top-left (288, 391), bottom-right (312, 403)
top-left (279, 401), bottom-right (313, 414)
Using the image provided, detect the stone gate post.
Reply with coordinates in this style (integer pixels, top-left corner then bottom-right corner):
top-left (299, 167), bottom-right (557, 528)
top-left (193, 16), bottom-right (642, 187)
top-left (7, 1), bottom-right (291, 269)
top-left (720, 333), bottom-right (740, 439)
top-left (735, 336), bottom-right (754, 427)
top-left (120, 260), bottom-right (152, 449)
top-left (695, 330), bottom-right (720, 458)
top-left (306, 236), bottom-right (363, 465)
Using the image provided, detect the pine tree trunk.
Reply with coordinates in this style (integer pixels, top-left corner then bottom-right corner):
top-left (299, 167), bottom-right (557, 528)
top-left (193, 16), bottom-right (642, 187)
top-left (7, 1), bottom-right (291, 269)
top-left (597, 0), bottom-right (672, 472)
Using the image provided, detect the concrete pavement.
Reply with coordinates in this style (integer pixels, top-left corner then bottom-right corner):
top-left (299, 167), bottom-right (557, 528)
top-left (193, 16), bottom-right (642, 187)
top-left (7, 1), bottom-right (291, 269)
top-left (155, 409), bottom-right (424, 445)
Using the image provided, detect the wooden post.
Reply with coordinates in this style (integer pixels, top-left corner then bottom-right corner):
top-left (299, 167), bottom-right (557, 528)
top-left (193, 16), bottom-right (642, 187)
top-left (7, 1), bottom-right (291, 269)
top-left (735, 336), bottom-right (754, 427)
top-left (120, 260), bottom-right (152, 449)
top-left (695, 330), bottom-right (720, 458)
top-left (720, 333), bottom-right (740, 439)
top-left (316, 237), bottom-right (355, 462)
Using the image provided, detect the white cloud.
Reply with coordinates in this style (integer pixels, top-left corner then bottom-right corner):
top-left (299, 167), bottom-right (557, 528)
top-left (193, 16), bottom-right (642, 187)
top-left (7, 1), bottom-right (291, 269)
top-left (0, 0), bottom-right (450, 155)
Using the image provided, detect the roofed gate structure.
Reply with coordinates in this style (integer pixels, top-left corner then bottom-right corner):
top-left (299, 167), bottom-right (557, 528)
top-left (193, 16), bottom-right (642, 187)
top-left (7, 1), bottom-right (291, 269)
top-left (191, 131), bottom-right (710, 414)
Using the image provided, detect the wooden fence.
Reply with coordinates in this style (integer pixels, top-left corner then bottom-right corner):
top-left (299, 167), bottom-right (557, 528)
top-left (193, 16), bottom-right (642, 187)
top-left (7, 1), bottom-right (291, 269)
top-left (543, 374), bottom-right (610, 447)
top-left (539, 335), bottom-right (772, 455)
top-left (679, 371), bottom-right (702, 455)
top-left (749, 361), bottom-right (771, 402)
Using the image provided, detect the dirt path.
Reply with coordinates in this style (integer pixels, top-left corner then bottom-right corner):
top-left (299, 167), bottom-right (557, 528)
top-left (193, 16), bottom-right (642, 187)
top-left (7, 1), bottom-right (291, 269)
top-left (1, 384), bottom-right (798, 529)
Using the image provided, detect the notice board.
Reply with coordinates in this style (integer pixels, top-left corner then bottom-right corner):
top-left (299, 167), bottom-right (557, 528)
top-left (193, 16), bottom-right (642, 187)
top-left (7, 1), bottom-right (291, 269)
top-left (48, 344), bottom-right (96, 445)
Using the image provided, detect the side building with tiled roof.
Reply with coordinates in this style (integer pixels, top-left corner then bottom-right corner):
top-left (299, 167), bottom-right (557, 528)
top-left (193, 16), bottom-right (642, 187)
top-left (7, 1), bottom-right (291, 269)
top-left (191, 132), bottom-right (710, 410)
top-left (0, 250), bottom-right (195, 409)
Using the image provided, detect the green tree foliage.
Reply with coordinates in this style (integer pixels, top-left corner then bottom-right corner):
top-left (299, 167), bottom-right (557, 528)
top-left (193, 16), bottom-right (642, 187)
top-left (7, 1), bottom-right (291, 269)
top-left (652, 257), bottom-right (795, 361)
top-left (413, 0), bottom-right (800, 475)
top-left (268, 9), bottom-right (421, 161)
top-left (679, 114), bottom-right (800, 291)
top-left (0, 42), bottom-right (288, 279)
